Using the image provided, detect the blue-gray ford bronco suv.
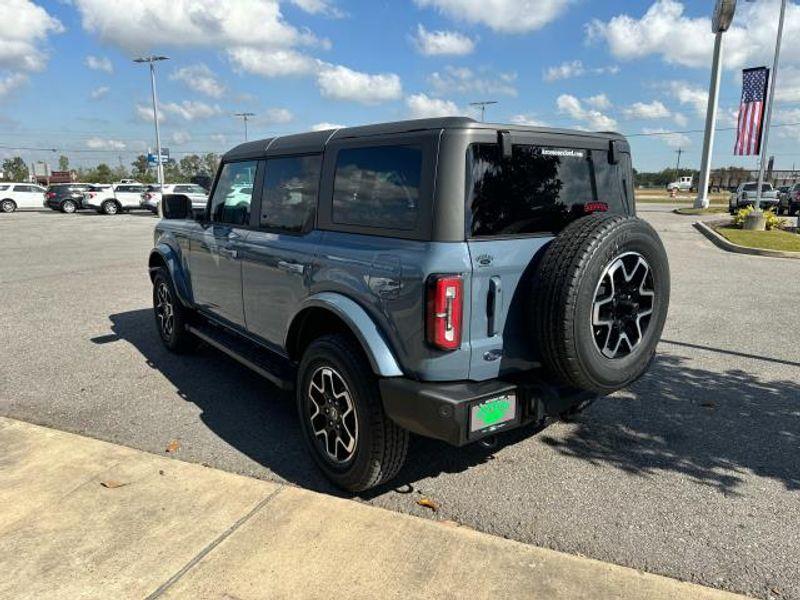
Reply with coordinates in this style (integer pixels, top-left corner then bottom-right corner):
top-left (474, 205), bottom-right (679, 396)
top-left (149, 118), bottom-right (670, 491)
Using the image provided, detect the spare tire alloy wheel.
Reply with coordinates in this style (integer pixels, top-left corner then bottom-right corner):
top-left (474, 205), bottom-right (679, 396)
top-left (532, 214), bottom-right (670, 395)
top-left (155, 280), bottom-right (175, 342)
top-left (591, 252), bottom-right (654, 359)
top-left (1, 200), bottom-right (15, 213)
top-left (62, 200), bottom-right (76, 214)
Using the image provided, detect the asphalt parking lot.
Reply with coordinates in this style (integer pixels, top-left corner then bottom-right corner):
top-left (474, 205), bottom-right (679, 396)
top-left (1, 206), bottom-right (799, 600)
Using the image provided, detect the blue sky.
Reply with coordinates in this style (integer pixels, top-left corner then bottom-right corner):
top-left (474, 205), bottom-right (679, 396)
top-left (2, 0), bottom-right (800, 172)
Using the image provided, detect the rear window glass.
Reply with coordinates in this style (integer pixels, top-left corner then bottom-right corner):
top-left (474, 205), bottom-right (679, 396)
top-left (332, 145), bottom-right (422, 230)
top-left (467, 144), bottom-right (627, 237)
top-left (743, 183), bottom-right (771, 192)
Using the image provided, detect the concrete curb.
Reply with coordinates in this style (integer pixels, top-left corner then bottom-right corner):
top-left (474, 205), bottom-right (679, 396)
top-left (0, 417), bottom-right (751, 600)
top-left (693, 220), bottom-right (800, 260)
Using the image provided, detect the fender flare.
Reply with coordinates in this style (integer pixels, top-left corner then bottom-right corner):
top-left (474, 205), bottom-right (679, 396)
top-left (288, 293), bottom-right (403, 378)
top-left (148, 243), bottom-right (193, 307)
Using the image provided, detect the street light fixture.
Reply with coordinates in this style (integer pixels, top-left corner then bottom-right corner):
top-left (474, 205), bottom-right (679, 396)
top-left (694, 0), bottom-right (737, 209)
top-left (234, 112), bottom-right (256, 141)
top-left (133, 55), bottom-right (169, 195)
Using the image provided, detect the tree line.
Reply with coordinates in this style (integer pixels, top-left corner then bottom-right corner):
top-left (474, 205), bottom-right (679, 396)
top-left (1, 153), bottom-right (221, 185)
top-left (633, 166), bottom-right (750, 188)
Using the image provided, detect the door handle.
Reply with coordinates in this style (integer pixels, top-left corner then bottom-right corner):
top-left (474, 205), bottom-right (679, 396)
top-left (277, 260), bottom-right (305, 275)
top-left (487, 276), bottom-right (502, 337)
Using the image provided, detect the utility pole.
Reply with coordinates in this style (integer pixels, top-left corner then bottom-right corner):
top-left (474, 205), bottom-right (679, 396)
top-left (675, 148), bottom-right (683, 183)
top-left (754, 0), bottom-right (787, 215)
top-left (695, 0), bottom-right (736, 209)
top-left (133, 55), bottom-right (169, 195)
top-left (235, 112), bottom-right (255, 141)
top-left (469, 101), bottom-right (498, 123)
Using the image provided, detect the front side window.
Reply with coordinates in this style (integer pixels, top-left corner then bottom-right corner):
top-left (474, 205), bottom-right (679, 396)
top-left (260, 155), bottom-right (321, 233)
top-left (332, 145), bottom-right (422, 230)
top-left (467, 144), bottom-right (627, 237)
top-left (210, 161), bottom-right (257, 225)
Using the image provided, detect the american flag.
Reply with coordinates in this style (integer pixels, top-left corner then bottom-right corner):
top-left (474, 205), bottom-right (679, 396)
top-left (734, 67), bottom-right (770, 156)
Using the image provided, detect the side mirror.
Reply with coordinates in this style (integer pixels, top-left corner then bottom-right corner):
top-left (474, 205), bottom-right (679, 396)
top-left (162, 194), bottom-right (192, 220)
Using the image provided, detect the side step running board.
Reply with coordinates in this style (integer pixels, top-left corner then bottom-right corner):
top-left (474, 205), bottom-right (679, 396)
top-left (186, 323), bottom-right (295, 391)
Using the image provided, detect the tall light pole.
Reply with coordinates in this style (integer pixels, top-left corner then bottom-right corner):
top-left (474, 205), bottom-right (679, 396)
top-left (469, 101), bottom-right (498, 123)
top-left (754, 0), bottom-right (787, 214)
top-left (133, 55), bottom-right (169, 193)
top-left (235, 112), bottom-right (255, 141)
top-left (695, 0), bottom-right (737, 209)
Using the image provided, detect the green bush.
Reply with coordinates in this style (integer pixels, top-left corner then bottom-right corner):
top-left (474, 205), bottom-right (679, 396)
top-left (733, 205), bottom-right (787, 231)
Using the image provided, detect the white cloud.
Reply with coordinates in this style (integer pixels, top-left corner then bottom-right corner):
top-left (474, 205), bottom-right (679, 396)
top-left (673, 112), bottom-right (688, 127)
top-left (135, 103), bottom-right (162, 123)
top-left (259, 107), bottom-right (294, 124)
top-left (211, 133), bottom-right (228, 145)
top-left (509, 114), bottom-right (547, 127)
top-left (90, 85), bottom-right (110, 100)
top-left (406, 93), bottom-right (464, 118)
top-left (162, 100), bottom-right (222, 121)
top-left (623, 100), bottom-right (671, 120)
top-left (85, 55), bottom-right (113, 74)
top-left (412, 24), bottom-right (475, 56)
top-left (170, 64), bottom-right (225, 98)
top-left (588, 0), bottom-right (800, 71)
top-left (0, 73), bottom-right (28, 98)
top-left (665, 80), bottom-right (708, 117)
top-left (311, 122), bottom-right (346, 131)
top-left (0, 0), bottom-right (63, 72)
top-left (414, 0), bottom-right (574, 34)
top-left (642, 128), bottom-right (691, 149)
top-left (543, 60), bottom-right (585, 82)
top-left (557, 94), bottom-right (617, 130)
top-left (290, 0), bottom-right (343, 17)
top-left (428, 66), bottom-right (517, 97)
top-left (585, 93), bottom-right (612, 110)
top-left (86, 137), bottom-right (126, 150)
top-left (317, 65), bottom-right (402, 104)
top-left (227, 47), bottom-right (318, 78)
top-left (170, 131), bottom-right (192, 145)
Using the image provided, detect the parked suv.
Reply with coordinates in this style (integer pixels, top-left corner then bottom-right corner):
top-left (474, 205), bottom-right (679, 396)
top-left (0, 183), bottom-right (47, 213)
top-left (777, 182), bottom-right (800, 216)
top-left (45, 183), bottom-right (92, 213)
top-left (149, 118), bottom-right (670, 491)
top-left (141, 183), bottom-right (209, 214)
top-left (85, 183), bottom-right (148, 214)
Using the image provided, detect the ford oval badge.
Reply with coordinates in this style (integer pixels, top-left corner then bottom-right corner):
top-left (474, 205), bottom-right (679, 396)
top-left (476, 254), bottom-right (494, 267)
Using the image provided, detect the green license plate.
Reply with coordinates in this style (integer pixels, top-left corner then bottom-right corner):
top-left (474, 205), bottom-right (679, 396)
top-left (470, 394), bottom-right (516, 433)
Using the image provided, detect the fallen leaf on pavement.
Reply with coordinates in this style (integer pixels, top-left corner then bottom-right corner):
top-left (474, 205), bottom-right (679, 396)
top-left (165, 439), bottom-right (181, 453)
top-left (100, 480), bottom-right (127, 489)
top-left (416, 497), bottom-right (439, 512)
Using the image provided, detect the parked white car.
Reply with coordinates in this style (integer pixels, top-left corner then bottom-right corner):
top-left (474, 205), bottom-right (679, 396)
top-left (0, 183), bottom-right (47, 213)
top-left (140, 183), bottom-right (209, 214)
top-left (666, 176), bottom-right (693, 192)
top-left (84, 183), bottom-right (148, 215)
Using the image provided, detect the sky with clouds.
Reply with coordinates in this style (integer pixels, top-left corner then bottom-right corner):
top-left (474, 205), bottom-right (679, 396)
top-left (2, 0), bottom-right (800, 172)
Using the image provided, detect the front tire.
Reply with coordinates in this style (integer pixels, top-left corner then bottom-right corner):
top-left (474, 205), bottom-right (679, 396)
top-left (1, 199), bottom-right (16, 213)
top-left (61, 200), bottom-right (77, 214)
top-left (297, 335), bottom-right (408, 492)
top-left (152, 268), bottom-right (196, 353)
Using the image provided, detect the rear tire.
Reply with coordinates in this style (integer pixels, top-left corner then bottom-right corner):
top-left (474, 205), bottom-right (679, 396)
top-left (1, 199), bottom-right (16, 213)
top-left (531, 214), bottom-right (670, 395)
top-left (61, 200), bottom-right (77, 214)
top-left (152, 268), bottom-right (196, 353)
top-left (297, 334), bottom-right (408, 492)
top-left (102, 200), bottom-right (119, 215)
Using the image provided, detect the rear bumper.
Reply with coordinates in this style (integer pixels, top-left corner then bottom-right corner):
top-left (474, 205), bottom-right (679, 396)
top-left (379, 377), bottom-right (596, 446)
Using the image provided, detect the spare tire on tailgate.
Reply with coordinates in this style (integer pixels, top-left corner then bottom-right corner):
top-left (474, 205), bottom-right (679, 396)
top-left (532, 214), bottom-right (670, 395)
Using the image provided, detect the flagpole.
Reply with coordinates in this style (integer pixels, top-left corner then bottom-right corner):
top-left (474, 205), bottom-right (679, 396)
top-left (754, 0), bottom-right (787, 214)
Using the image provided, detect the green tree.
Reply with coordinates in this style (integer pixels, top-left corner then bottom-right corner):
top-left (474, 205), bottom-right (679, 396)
top-left (93, 163), bottom-right (113, 184)
top-left (178, 154), bottom-right (203, 180)
top-left (203, 153), bottom-right (221, 175)
top-left (2, 157), bottom-right (29, 182)
top-left (58, 155), bottom-right (70, 171)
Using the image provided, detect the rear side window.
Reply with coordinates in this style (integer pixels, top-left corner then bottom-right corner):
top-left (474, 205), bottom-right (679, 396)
top-left (210, 161), bottom-right (257, 225)
top-left (260, 155), bottom-right (321, 233)
top-left (467, 144), bottom-right (627, 237)
top-left (332, 145), bottom-right (422, 230)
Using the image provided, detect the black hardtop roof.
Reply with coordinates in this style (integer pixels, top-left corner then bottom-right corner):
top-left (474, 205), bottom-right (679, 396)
top-left (223, 117), bottom-right (626, 160)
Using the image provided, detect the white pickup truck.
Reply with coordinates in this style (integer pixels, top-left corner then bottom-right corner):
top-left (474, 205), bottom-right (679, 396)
top-left (667, 176), bottom-right (693, 192)
top-left (728, 182), bottom-right (780, 214)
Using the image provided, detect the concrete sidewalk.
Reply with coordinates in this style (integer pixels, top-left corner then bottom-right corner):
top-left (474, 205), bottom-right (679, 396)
top-left (0, 417), bottom-right (748, 600)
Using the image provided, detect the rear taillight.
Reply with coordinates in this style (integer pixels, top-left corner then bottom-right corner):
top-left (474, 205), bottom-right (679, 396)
top-left (144, 193), bottom-right (152, 200)
top-left (794, 191), bottom-right (800, 200)
top-left (584, 201), bottom-right (609, 214)
top-left (46, 192), bottom-right (56, 199)
top-left (426, 275), bottom-right (463, 351)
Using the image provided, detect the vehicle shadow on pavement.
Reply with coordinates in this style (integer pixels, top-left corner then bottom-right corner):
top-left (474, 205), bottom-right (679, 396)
top-left (106, 309), bottom-right (529, 498)
top-left (539, 352), bottom-right (800, 494)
